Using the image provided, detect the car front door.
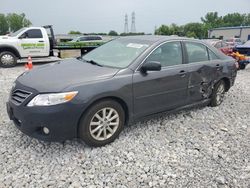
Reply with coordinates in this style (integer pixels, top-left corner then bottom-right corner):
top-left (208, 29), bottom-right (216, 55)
top-left (184, 41), bottom-right (222, 103)
top-left (18, 29), bottom-right (47, 57)
top-left (133, 41), bottom-right (189, 118)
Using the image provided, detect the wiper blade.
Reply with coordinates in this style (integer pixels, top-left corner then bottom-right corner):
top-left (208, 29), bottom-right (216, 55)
top-left (82, 58), bottom-right (103, 67)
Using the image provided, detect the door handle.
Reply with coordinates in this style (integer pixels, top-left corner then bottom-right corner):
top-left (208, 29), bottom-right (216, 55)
top-left (179, 70), bottom-right (186, 77)
top-left (216, 64), bottom-right (220, 70)
top-left (38, 40), bottom-right (44, 42)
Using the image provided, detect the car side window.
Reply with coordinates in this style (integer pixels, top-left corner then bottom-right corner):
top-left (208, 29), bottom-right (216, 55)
top-left (208, 48), bottom-right (219, 60)
top-left (24, 29), bottom-right (43, 38)
top-left (214, 42), bottom-right (222, 48)
top-left (185, 42), bottom-right (209, 63)
top-left (221, 42), bottom-right (228, 47)
top-left (146, 41), bottom-right (182, 67)
top-left (79, 37), bottom-right (87, 41)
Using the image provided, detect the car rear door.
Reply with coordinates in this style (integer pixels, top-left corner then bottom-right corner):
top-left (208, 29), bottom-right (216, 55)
top-left (183, 41), bottom-right (222, 103)
top-left (132, 41), bottom-right (189, 118)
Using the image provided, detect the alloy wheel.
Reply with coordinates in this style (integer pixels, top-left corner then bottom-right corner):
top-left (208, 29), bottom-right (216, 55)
top-left (89, 107), bottom-right (120, 141)
top-left (215, 83), bottom-right (225, 105)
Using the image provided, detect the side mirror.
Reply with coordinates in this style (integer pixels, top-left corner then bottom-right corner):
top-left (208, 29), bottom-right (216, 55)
top-left (19, 32), bottom-right (27, 39)
top-left (141, 61), bottom-right (161, 73)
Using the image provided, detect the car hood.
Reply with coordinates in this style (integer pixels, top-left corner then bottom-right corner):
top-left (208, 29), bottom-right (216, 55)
top-left (0, 35), bottom-right (13, 40)
top-left (16, 58), bottom-right (120, 92)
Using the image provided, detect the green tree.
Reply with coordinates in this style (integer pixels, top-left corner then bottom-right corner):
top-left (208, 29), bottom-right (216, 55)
top-left (222, 13), bottom-right (245, 27)
top-left (155, 25), bottom-right (171, 35)
top-left (184, 23), bottom-right (205, 39)
top-left (201, 12), bottom-right (223, 29)
top-left (0, 14), bottom-right (9, 35)
top-left (68, 30), bottom-right (82, 35)
top-left (243, 13), bottom-right (250, 25)
top-left (6, 13), bottom-right (32, 32)
top-left (108, 30), bottom-right (118, 36)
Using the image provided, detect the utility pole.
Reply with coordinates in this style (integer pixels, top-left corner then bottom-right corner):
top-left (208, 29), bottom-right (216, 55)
top-left (124, 14), bottom-right (129, 33)
top-left (131, 12), bottom-right (136, 33)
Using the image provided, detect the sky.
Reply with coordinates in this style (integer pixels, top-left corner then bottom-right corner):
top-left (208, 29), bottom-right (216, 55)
top-left (1, 0), bottom-right (250, 34)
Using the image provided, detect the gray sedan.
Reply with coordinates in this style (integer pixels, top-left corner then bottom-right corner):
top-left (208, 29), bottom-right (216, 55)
top-left (7, 36), bottom-right (237, 147)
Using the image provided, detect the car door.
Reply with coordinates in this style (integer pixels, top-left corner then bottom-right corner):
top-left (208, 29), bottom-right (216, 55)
top-left (18, 29), bottom-right (47, 57)
top-left (184, 41), bottom-right (222, 103)
top-left (133, 41), bottom-right (189, 118)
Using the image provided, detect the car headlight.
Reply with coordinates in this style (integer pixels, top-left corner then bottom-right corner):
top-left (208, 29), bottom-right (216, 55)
top-left (27, 91), bottom-right (78, 107)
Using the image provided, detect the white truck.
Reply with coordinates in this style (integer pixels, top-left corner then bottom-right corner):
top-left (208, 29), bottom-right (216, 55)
top-left (0, 25), bottom-right (103, 68)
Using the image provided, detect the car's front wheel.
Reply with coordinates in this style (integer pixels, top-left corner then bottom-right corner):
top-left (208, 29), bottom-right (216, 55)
top-left (0, 51), bottom-right (17, 68)
top-left (78, 100), bottom-right (125, 147)
top-left (210, 80), bottom-right (226, 107)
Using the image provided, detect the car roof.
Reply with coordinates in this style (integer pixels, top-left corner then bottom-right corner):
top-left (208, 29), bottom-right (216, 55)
top-left (118, 35), bottom-right (193, 45)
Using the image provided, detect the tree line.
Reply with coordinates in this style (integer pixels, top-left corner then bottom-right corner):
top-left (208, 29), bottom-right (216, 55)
top-left (155, 12), bottom-right (250, 39)
top-left (1, 12), bottom-right (250, 38)
top-left (0, 13), bottom-right (32, 35)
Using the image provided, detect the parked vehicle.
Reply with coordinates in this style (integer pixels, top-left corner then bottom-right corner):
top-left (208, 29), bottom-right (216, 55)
top-left (70, 35), bottom-right (103, 42)
top-left (229, 51), bottom-right (250, 70)
top-left (225, 38), bottom-right (243, 47)
top-left (203, 39), bottom-right (232, 55)
top-left (6, 36), bottom-right (237, 147)
top-left (0, 25), bottom-right (103, 68)
top-left (234, 40), bottom-right (250, 56)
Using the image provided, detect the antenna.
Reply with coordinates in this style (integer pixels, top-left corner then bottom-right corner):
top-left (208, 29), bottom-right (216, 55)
top-left (124, 14), bottom-right (129, 33)
top-left (131, 12), bottom-right (136, 33)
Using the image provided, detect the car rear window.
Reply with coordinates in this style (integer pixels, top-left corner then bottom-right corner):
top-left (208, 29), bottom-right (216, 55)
top-left (208, 48), bottom-right (219, 60)
top-left (185, 42), bottom-right (209, 63)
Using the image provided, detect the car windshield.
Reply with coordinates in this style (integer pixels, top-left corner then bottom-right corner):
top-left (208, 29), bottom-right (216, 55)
top-left (9, 28), bottom-right (26, 37)
top-left (81, 38), bottom-right (149, 68)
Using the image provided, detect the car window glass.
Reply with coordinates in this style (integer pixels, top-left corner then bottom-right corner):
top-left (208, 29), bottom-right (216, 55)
top-left (208, 48), bottom-right (219, 60)
top-left (185, 42), bottom-right (209, 63)
top-left (214, 42), bottom-right (221, 48)
top-left (146, 41), bottom-right (182, 67)
top-left (24, 29), bottom-right (43, 38)
top-left (221, 42), bottom-right (228, 47)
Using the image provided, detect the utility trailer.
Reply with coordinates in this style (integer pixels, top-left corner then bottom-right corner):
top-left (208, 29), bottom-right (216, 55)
top-left (0, 25), bottom-right (105, 67)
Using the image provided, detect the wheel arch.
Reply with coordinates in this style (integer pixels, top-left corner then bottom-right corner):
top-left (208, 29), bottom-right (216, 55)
top-left (78, 96), bottom-right (130, 129)
top-left (220, 77), bottom-right (231, 92)
top-left (0, 45), bottom-right (21, 58)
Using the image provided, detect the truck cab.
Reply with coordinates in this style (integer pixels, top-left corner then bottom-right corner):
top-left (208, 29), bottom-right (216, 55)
top-left (0, 27), bottom-right (51, 67)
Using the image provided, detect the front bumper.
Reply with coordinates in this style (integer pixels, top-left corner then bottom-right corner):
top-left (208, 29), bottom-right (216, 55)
top-left (6, 100), bottom-right (84, 142)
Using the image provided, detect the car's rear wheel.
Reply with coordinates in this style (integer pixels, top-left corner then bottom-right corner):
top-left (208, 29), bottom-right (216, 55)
top-left (0, 51), bottom-right (17, 68)
top-left (210, 80), bottom-right (226, 107)
top-left (78, 100), bottom-right (125, 147)
top-left (239, 64), bottom-right (246, 70)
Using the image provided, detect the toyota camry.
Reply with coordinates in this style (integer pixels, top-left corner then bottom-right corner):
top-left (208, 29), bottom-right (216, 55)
top-left (6, 36), bottom-right (237, 147)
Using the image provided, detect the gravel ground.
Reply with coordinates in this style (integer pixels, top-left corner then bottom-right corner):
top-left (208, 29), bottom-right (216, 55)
top-left (0, 64), bottom-right (250, 188)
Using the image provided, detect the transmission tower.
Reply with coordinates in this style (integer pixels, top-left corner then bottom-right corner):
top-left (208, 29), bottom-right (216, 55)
top-left (131, 12), bottom-right (136, 33)
top-left (124, 14), bottom-right (129, 33)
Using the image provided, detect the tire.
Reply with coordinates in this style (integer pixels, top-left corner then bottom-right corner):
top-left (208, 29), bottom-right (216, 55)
top-left (0, 51), bottom-right (17, 68)
top-left (210, 80), bottom-right (226, 107)
top-left (78, 100), bottom-right (125, 147)
top-left (239, 64), bottom-right (246, 70)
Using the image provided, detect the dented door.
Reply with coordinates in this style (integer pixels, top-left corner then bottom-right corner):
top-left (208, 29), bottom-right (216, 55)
top-left (187, 60), bottom-right (220, 102)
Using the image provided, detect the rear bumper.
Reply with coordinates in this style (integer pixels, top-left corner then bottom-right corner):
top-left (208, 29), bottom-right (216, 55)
top-left (6, 100), bottom-right (84, 142)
